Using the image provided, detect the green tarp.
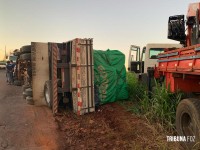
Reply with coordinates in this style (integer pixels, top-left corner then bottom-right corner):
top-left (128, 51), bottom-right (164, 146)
top-left (94, 49), bottom-right (128, 104)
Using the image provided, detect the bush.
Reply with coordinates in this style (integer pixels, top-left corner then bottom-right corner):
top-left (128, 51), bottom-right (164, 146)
top-left (126, 72), bottom-right (146, 101)
top-left (126, 73), bottom-right (183, 131)
top-left (141, 80), bottom-right (183, 130)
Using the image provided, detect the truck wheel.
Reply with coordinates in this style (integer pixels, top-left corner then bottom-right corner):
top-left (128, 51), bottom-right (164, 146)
top-left (20, 45), bottom-right (31, 53)
top-left (176, 98), bottom-right (200, 149)
top-left (25, 88), bottom-right (33, 97)
top-left (14, 51), bottom-right (21, 56)
top-left (23, 92), bottom-right (27, 99)
top-left (20, 53), bottom-right (31, 60)
top-left (44, 80), bottom-right (52, 108)
top-left (22, 85), bottom-right (31, 92)
top-left (26, 96), bottom-right (34, 105)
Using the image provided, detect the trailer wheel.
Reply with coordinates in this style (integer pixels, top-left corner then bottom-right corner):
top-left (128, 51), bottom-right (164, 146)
top-left (24, 88), bottom-right (33, 97)
top-left (22, 85), bottom-right (31, 92)
top-left (26, 96), bottom-right (34, 105)
top-left (23, 92), bottom-right (27, 99)
top-left (20, 45), bottom-right (31, 53)
top-left (14, 51), bottom-right (21, 56)
top-left (176, 98), bottom-right (200, 149)
top-left (44, 80), bottom-right (52, 109)
top-left (20, 53), bottom-right (31, 60)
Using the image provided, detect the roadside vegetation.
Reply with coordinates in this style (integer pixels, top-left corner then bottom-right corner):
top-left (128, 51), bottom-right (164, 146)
top-left (124, 72), bottom-right (183, 132)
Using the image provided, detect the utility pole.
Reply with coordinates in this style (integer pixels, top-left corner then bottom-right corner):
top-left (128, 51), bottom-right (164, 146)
top-left (4, 45), bottom-right (7, 61)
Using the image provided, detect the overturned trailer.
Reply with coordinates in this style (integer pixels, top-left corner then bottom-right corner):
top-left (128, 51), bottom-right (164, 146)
top-left (24, 38), bottom-right (95, 115)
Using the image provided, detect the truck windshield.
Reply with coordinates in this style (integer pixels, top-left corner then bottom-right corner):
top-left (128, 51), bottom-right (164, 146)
top-left (149, 48), bottom-right (164, 59)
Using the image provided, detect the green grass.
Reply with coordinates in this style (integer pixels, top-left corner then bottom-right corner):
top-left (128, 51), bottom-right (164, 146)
top-left (126, 72), bottom-right (146, 101)
top-left (125, 72), bottom-right (183, 131)
top-left (141, 79), bottom-right (182, 131)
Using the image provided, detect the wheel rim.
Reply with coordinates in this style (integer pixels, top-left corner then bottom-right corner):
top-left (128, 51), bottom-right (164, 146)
top-left (181, 112), bottom-right (194, 136)
top-left (45, 88), bottom-right (50, 104)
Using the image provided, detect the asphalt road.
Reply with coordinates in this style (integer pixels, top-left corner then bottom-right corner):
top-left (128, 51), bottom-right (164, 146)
top-left (0, 69), bottom-right (64, 150)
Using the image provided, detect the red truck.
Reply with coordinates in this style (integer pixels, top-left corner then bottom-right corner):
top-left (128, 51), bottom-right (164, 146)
top-left (153, 2), bottom-right (200, 149)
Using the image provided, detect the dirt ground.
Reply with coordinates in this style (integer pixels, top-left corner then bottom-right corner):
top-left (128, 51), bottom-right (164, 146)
top-left (0, 69), bottom-right (182, 150)
top-left (56, 103), bottom-right (182, 150)
top-left (0, 69), bottom-right (65, 150)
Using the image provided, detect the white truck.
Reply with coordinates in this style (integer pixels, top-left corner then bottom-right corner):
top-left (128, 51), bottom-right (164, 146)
top-left (128, 43), bottom-right (182, 74)
top-left (0, 61), bottom-right (6, 69)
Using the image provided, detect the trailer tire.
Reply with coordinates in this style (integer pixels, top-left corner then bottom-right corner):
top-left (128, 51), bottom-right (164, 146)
top-left (14, 51), bottom-right (21, 56)
top-left (22, 85), bottom-right (31, 92)
top-left (23, 92), bottom-right (27, 99)
top-left (25, 88), bottom-right (33, 97)
top-left (44, 80), bottom-right (52, 109)
top-left (176, 98), bottom-right (200, 149)
top-left (20, 45), bottom-right (31, 53)
top-left (20, 53), bottom-right (31, 60)
top-left (26, 96), bottom-right (34, 105)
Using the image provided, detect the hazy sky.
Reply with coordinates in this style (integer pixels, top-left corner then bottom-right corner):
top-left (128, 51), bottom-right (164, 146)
top-left (0, 0), bottom-right (195, 64)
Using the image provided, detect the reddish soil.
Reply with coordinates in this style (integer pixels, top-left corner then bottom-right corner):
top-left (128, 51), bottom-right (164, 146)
top-left (56, 103), bottom-right (182, 150)
top-left (0, 69), bottom-right (182, 150)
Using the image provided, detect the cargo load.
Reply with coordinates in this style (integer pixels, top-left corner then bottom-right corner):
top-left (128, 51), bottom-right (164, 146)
top-left (94, 49), bottom-right (128, 104)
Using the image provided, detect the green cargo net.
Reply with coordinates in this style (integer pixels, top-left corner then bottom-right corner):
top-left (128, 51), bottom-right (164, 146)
top-left (94, 49), bottom-right (128, 104)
